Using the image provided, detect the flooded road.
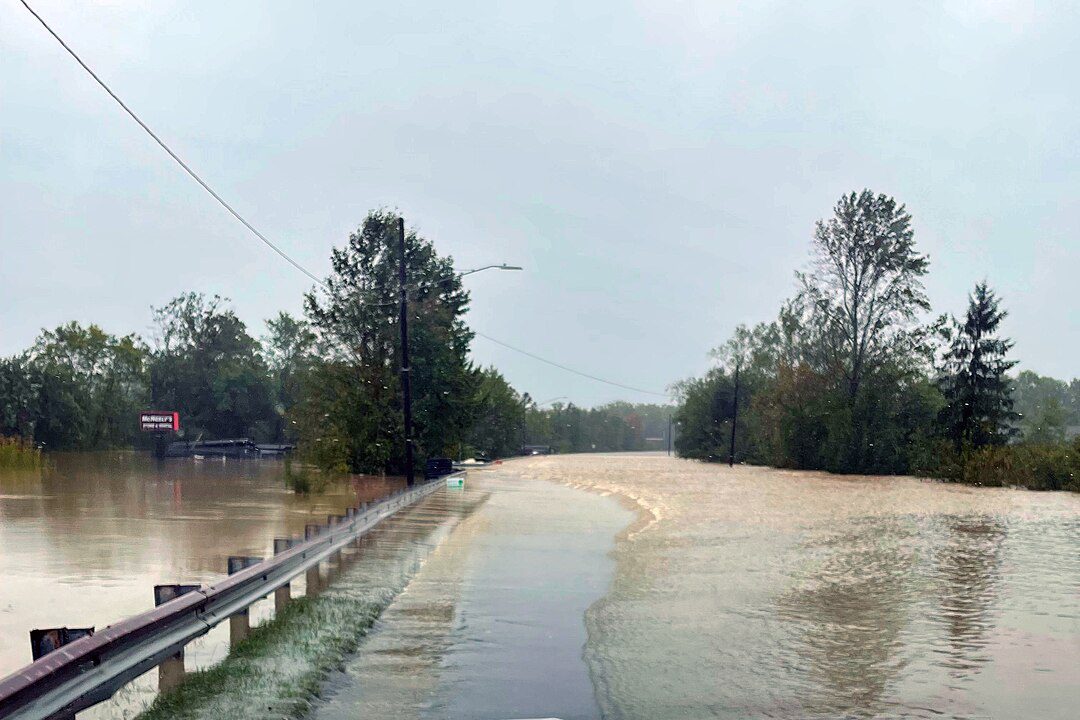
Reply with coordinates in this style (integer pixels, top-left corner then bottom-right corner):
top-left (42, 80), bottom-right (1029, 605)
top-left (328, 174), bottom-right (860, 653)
top-left (313, 468), bottom-right (631, 720)
top-left (4, 452), bottom-right (1078, 720)
top-left (517, 453), bottom-right (1080, 720)
top-left (0, 452), bottom-right (404, 682)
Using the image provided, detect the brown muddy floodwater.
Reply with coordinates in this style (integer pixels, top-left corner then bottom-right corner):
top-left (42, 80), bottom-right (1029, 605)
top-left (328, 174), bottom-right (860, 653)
top-left (0, 451), bottom-right (405, 715)
top-left (3, 452), bottom-right (1078, 720)
top-left (514, 453), bottom-right (1080, 720)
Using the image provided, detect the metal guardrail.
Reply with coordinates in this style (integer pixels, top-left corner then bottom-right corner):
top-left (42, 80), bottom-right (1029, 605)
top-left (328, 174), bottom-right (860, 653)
top-left (0, 473), bottom-right (459, 720)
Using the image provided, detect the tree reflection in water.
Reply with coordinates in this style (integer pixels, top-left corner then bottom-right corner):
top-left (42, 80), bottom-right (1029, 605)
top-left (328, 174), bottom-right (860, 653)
top-left (931, 515), bottom-right (1006, 679)
top-left (777, 517), bottom-right (920, 718)
top-left (778, 513), bottom-right (1008, 718)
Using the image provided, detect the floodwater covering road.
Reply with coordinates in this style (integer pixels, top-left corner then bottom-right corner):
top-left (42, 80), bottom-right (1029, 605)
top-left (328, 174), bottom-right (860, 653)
top-left (313, 464), bottom-right (631, 720)
top-left (517, 453), bottom-right (1080, 720)
top-left (4, 452), bottom-right (1078, 720)
top-left (313, 452), bottom-right (1079, 720)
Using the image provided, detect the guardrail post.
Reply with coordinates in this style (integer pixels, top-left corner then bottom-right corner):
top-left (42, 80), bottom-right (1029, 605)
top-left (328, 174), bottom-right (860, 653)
top-left (273, 538), bottom-right (292, 554)
top-left (327, 515), bottom-right (346, 571)
top-left (226, 557), bottom-right (262, 647)
top-left (303, 524), bottom-right (324, 595)
top-left (152, 585), bottom-right (199, 691)
top-left (306, 563), bottom-right (321, 596)
top-left (272, 539), bottom-right (293, 612)
top-left (29, 627), bottom-right (94, 660)
top-left (228, 611), bottom-right (250, 648)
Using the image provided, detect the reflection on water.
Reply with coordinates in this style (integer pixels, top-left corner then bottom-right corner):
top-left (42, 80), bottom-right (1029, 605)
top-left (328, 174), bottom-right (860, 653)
top-left (518, 454), bottom-right (1080, 720)
top-left (777, 516), bottom-right (1009, 718)
top-left (778, 518), bottom-right (918, 718)
top-left (934, 517), bottom-right (1005, 678)
top-left (0, 452), bottom-right (404, 678)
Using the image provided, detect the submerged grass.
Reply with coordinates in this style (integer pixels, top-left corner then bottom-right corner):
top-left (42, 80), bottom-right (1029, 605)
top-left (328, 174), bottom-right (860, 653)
top-left (137, 593), bottom-right (384, 720)
top-left (0, 436), bottom-right (43, 471)
top-left (283, 456), bottom-right (334, 495)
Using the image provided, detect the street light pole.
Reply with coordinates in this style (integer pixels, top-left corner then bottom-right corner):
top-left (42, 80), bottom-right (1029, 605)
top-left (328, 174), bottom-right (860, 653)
top-left (728, 360), bottom-right (740, 468)
top-left (395, 218), bottom-right (520, 485)
top-left (398, 217), bottom-right (415, 487)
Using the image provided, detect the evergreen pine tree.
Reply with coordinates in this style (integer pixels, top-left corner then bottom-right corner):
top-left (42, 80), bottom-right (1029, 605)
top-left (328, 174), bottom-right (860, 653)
top-left (938, 283), bottom-right (1017, 450)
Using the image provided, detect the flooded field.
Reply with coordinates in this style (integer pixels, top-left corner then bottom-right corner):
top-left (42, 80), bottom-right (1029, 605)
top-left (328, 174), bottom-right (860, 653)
top-left (514, 453), bottom-right (1080, 720)
top-left (0, 452), bottom-right (404, 682)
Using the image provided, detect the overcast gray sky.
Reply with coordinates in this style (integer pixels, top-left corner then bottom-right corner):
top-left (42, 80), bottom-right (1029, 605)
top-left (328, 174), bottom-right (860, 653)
top-left (2, 1), bottom-right (1076, 406)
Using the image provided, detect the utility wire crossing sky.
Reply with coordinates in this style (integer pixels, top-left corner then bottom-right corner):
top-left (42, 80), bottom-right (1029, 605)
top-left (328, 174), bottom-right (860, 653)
top-left (3, 1), bottom-right (1076, 404)
top-left (13, 0), bottom-right (672, 401)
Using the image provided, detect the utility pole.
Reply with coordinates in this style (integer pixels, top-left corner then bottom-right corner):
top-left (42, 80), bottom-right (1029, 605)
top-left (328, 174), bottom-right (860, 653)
top-left (667, 415), bottom-right (672, 456)
top-left (728, 360), bottom-right (739, 467)
top-left (398, 217), bottom-right (415, 486)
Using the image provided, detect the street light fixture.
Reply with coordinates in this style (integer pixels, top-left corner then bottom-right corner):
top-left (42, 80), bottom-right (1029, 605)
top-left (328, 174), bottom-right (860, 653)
top-left (458, 263), bottom-right (524, 277)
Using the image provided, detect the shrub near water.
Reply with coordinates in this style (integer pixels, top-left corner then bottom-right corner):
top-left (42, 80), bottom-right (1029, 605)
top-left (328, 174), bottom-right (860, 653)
top-left (0, 436), bottom-right (42, 470)
top-left (283, 457), bottom-right (333, 494)
top-left (960, 439), bottom-right (1080, 492)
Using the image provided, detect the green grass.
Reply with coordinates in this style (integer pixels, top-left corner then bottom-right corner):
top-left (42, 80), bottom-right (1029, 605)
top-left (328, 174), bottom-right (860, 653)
top-left (137, 593), bottom-right (386, 720)
top-left (136, 484), bottom-right (477, 720)
top-left (0, 436), bottom-right (43, 471)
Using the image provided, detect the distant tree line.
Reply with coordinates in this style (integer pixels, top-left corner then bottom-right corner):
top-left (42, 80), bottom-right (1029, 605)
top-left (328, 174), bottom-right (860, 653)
top-left (0, 209), bottom-right (670, 472)
top-left (674, 190), bottom-right (1079, 491)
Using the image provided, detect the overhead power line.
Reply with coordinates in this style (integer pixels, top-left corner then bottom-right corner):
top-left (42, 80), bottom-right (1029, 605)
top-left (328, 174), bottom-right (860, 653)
top-left (20, 0), bottom-right (668, 401)
top-left (474, 332), bottom-right (670, 398)
top-left (18, 0), bottom-right (327, 289)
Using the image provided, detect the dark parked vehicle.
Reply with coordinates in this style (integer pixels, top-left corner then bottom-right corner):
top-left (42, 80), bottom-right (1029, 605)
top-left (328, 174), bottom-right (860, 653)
top-left (424, 457), bottom-right (454, 479)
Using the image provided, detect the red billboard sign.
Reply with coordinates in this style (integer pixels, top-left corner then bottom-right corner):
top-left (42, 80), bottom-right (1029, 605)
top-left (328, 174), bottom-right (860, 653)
top-left (140, 411), bottom-right (179, 432)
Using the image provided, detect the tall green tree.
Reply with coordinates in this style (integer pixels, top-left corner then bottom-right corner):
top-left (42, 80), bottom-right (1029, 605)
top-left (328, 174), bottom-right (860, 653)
top-left (1011, 370), bottom-right (1072, 444)
top-left (796, 191), bottom-right (931, 397)
top-left (672, 369), bottom-right (737, 461)
top-left (468, 367), bottom-right (526, 458)
top-left (263, 312), bottom-right (316, 442)
top-left (794, 190), bottom-right (934, 470)
top-left (301, 210), bottom-right (477, 473)
top-left (0, 355), bottom-right (41, 440)
top-left (938, 283), bottom-right (1017, 450)
top-left (150, 293), bottom-right (274, 441)
top-left (29, 323), bottom-right (148, 449)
